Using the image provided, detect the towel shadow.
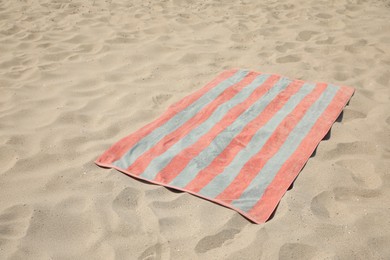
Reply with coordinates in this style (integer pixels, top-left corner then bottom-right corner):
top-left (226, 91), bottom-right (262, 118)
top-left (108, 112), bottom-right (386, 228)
top-left (323, 129), bottom-right (331, 141)
top-left (266, 181), bottom-right (296, 222)
top-left (267, 203), bottom-right (279, 222)
top-left (266, 178), bottom-right (296, 222)
top-left (165, 187), bottom-right (185, 193)
top-left (336, 110), bottom-right (344, 123)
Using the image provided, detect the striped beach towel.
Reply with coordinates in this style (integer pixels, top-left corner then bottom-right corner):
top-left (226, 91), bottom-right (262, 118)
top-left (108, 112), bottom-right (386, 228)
top-left (96, 69), bottom-right (354, 223)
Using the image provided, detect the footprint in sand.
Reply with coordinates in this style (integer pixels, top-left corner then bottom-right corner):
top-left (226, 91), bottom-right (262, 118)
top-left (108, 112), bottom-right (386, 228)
top-left (0, 204), bottom-right (32, 240)
top-left (0, 204), bottom-right (33, 258)
top-left (112, 187), bottom-right (144, 232)
top-left (275, 42), bottom-right (296, 53)
top-left (150, 194), bottom-right (188, 210)
top-left (367, 236), bottom-right (390, 258)
top-left (296, 30), bottom-right (319, 41)
top-left (341, 108), bottom-right (366, 122)
top-left (333, 71), bottom-right (349, 82)
top-left (386, 116), bottom-right (390, 126)
top-left (224, 229), bottom-right (268, 260)
top-left (344, 39), bottom-right (368, 54)
top-left (276, 55), bottom-right (301, 63)
top-left (138, 243), bottom-right (163, 260)
top-left (152, 93), bottom-right (173, 106)
top-left (316, 13), bottom-right (333, 19)
top-left (333, 186), bottom-right (381, 202)
top-left (138, 241), bottom-right (170, 260)
top-left (375, 73), bottom-right (390, 87)
top-left (336, 158), bottom-right (382, 189)
top-left (322, 141), bottom-right (377, 160)
top-left (315, 36), bottom-right (334, 45)
top-left (195, 228), bottom-right (241, 253)
top-left (113, 187), bottom-right (143, 211)
top-left (279, 243), bottom-right (318, 260)
top-left (310, 191), bottom-right (335, 218)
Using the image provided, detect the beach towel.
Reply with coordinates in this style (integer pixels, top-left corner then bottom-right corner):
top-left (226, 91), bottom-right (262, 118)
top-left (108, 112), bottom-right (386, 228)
top-left (95, 69), bottom-right (354, 223)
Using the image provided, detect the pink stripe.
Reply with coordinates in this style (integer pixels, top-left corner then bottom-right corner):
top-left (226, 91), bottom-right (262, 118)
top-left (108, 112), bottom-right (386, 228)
top-left (154, 75), bottom-right (281, 183)
top-left (95, 69), bottom-right (238, 165)
top-left (184, 80), bottom-right (306, 193)
top-left (248, 86), bottom-right (355, 223)
top-left (126, 72), bottom-right (260, 175)
top-left (216, 83), bottom-right (328, 203)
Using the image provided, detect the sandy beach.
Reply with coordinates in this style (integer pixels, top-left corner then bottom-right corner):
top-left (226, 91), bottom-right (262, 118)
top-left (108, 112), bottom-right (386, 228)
top-left (1, 0), bottom-right (389, 259)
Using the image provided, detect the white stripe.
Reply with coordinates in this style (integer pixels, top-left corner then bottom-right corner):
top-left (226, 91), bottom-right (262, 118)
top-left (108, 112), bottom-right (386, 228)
top-left (140, 74), bottom-right (271, 180)
top-left (170, 77), bottom-right (296, 188)
top-left (232, 85), bottom-right (339, 212)
top-left (112, 70), bottom-right (249, 169)
top-left (198, 82), bottom-right (317, 198)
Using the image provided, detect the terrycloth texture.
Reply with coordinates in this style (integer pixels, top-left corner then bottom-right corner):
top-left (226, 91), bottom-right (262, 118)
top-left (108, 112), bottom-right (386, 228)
top-left (95, 69), bottom-right (354, 223)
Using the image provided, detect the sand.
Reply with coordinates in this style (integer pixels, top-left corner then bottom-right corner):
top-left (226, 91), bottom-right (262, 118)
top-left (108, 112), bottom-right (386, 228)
top-left (1, 0), bottom-right (389, 259)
